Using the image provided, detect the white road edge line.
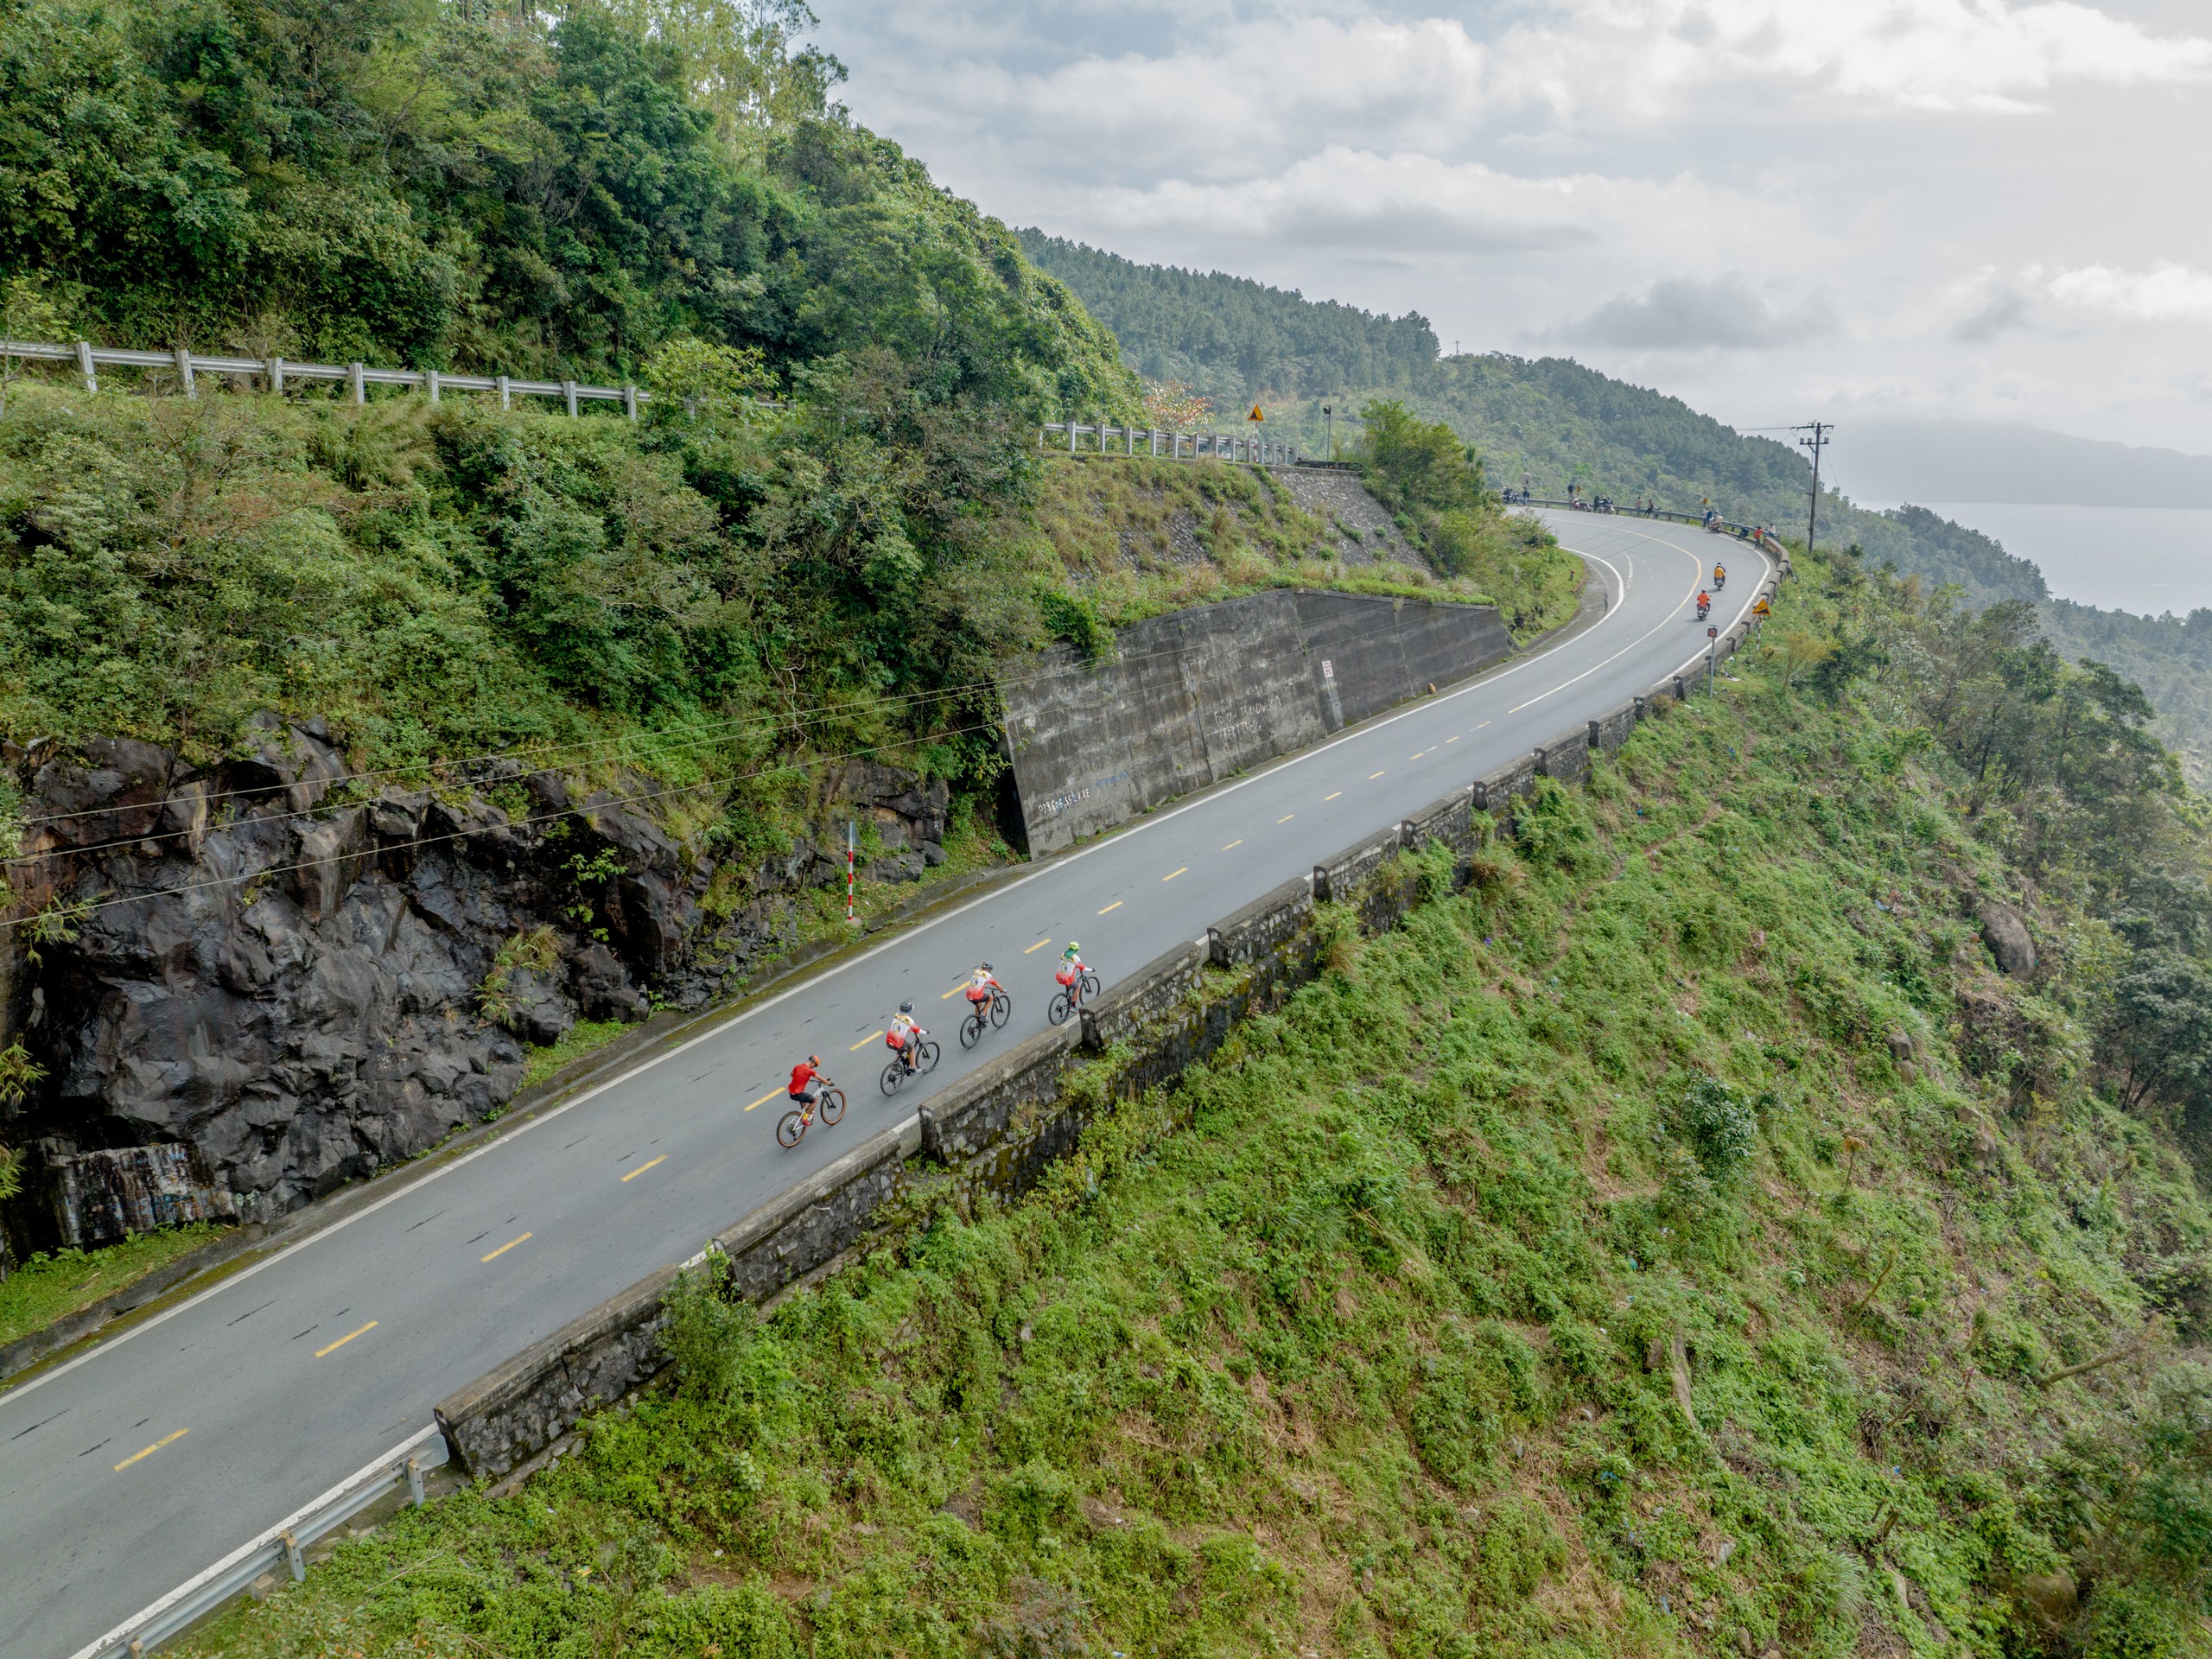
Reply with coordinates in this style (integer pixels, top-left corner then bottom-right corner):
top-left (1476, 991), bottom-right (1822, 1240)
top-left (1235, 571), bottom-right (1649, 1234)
top-left (2, 523), bottom-right (1685, 1407)
top-left (67, 1423), bottom-right (444, 1659)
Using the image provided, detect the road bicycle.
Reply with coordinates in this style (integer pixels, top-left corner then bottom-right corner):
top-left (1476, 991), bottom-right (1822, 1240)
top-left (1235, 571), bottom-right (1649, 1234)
top-left (957, 988), bottom-right (1013, 1049)
top-left (1047, 969), bottom-right (1102, 1026)
top-left (880, 1038), bottom-right (942, 1096)
top-left (775, 1083), bottom-right (845, 1148)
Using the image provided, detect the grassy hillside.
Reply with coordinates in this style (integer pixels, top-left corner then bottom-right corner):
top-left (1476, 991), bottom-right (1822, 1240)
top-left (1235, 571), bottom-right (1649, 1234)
top-left (180, 548), bottom-right (2212, 1659)
top-left (1027, 447), bottom-right (1580, 641)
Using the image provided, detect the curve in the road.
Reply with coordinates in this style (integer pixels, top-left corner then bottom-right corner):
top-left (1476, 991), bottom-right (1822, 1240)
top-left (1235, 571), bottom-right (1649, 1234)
top-left (11, 512), bottom-right (1772, 1659)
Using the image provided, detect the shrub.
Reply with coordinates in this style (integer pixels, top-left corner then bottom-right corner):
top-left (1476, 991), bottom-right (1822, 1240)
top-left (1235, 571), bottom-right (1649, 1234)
top-left (1666, 1076), bottom-right (1758, 1185)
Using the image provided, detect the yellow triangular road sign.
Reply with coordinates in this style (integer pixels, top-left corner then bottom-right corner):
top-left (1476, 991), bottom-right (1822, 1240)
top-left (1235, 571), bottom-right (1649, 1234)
top-left (1248, 404), bottom-right (1263, 423)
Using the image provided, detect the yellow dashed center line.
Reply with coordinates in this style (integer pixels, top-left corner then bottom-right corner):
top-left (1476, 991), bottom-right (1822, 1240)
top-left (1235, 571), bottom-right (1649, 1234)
top-left (1098, 900), bottom-right (1122, 914)
top-left (1411, 751), bottom-right (1426, 760)
top-left (481, 1232), bottom-right (531, 1262)
top-left (1324, 791), bottom-right (1342, 801)
top-left (1023, 938), bottom-right (1052, 954)
top-left (113, 1428), bottom-right (187, 1471)
top-left (1369, 770), bottom-right (1386, 779)
top-left (745, 1088), bottom-right (779, 1112)
top-left (1222, 839), bottom-right (1243, 850)
top-left (1277, 814), bottom-right (1294, 823)
top-left (1446, 735), bottom-right (1459, 743)
top-left (315, 1320), bottom-right (378, 1358)
top-left (1163, 868), bottom-right (1187, 881)
top-left (940, 983), bottom-right (964, 999)
top-left (620, 1155), bottom-right (667, 1183)
top-left (851, 1031), bottom-right (883, 1050)
top-left (1475, 720), bottom-right (1491, 730)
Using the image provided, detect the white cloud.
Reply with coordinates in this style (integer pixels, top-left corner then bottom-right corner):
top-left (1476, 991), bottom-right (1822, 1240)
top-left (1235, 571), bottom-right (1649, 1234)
top-left (1497, 0), bottom-right (2212, 118)
top-left (2049, 262), bottom-right (2212, 324)
top-left (1058, 146), bottom-right (1764, 266)
top-left (900, 2), bottom-right (2212, 159)
top-left (925, 18), bottom-right (1491, 168)
top-left (1557, 273), bottom-right (1835, 350)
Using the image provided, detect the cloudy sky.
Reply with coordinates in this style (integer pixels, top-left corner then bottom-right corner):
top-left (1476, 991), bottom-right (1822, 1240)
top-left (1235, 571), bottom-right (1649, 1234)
top-left (809, 0), bottom-right (2212, 454)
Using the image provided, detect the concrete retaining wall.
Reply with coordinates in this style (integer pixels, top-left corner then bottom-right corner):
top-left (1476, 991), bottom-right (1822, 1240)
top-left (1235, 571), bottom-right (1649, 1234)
top-left (431, 585), bottom-right (1786, 1484)
top-left (1003, 588), bottom-right (1512, 854)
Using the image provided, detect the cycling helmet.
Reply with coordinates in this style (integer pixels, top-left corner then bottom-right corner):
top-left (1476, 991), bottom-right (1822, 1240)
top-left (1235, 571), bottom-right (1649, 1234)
top-left (899, 1001), bottom-right (914, 1014)
top-left (980, 962), bottom-right (994, 972)
top-left (1067, 942), bottom-right (1079, 951)
top-left (809, 1054), bottom-right (821, 1067)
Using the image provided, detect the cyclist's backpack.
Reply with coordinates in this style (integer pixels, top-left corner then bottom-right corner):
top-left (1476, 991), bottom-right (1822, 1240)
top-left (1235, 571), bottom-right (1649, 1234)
top-left (1056, 968), bottom-right (1077, 987)
top-left (885, 1028), bottom-right (903, 1049)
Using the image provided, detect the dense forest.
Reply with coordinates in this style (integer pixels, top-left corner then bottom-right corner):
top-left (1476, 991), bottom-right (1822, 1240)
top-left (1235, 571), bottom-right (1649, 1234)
top-left (1025, 242), bottom-right (2212, 774)
top-left (0, 0), bottom-right (1154, 800)
top-left (1018, 231), bottom-right (1439, 410)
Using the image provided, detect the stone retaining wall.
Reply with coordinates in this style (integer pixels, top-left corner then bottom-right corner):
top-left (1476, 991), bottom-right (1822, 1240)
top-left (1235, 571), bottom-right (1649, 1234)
top-left (1535, 728), bottom-right (1592, 785)
top-left (1590, 701), bottom-right (1640, 755)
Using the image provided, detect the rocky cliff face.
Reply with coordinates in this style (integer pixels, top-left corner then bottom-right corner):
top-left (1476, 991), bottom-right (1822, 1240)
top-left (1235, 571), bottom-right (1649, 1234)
top-left (1, 720), bottom-right (950, 1236)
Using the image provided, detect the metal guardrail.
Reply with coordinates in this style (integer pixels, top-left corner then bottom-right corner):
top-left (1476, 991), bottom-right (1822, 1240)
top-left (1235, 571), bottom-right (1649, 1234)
top-left (1516, 496), bottom-right (1790, 550)
top-left (69, 1424), bottom-right (448, 1658)
top-left (1, 338), bottom-right (651, 416)
top-left (1043, 420), bottom-right (1299, 466)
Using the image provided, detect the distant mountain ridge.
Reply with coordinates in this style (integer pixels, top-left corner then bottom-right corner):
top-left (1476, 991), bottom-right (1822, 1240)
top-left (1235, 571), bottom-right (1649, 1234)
top-left (1021, 231), bottom-right (2212, 777)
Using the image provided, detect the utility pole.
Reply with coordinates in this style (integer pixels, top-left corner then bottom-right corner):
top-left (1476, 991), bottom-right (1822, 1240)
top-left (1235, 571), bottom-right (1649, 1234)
top-left (1793, 421), bottom-right (1833, 557)
top-left (1322, 404), bottom-right (1334, 461)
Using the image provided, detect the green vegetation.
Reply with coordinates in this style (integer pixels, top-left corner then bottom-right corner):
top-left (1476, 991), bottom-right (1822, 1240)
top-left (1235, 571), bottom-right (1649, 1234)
top-left (1019, 232), bottom-right (1437, 408)
top-left (0, 1223), bottom-right (222, 1348)
top-left (0, 0), bottom-right (1129, 408)
top-left (0, 0), bottom-right (1150, 820)
top-left (1027, 247), bottom-right (2212, 774)
top-left (1353, 398), bottom-right (1582, 634)
top-left (1023, 445), bottom-right (1579, 642)
top-left (177, 542), bottom-right (2212, 1658)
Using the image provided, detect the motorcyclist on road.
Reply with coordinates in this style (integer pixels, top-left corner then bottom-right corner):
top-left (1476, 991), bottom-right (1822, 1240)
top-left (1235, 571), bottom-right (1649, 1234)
top-left (1696, 590), bottom-right (1711, 620)
top-left (1713, 562), bottom-right (1726, 589)
top-left (889, 1002), bottom-right (925, 1071)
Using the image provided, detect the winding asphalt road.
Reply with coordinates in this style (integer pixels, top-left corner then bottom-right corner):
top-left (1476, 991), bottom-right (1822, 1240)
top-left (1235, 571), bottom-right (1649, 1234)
top-left (1, 511), bottom-right (1769, 1657)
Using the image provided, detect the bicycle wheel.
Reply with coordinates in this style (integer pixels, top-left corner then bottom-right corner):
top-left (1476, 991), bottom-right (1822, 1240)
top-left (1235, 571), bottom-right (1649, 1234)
top-left (818, 1086), bottom-right (845, 1126)
top-left (959, 1009), bottom-right (984, 1049)
top-left (1080, 971), bottom-right (1101, 998)
top-left (880, 1061), bottom-right (905, 1096)
top-left (1049, 989), bottom-right (1074, 1026)
top-left (990, 990), bottom-right (1011, 1029)
top-left (776, 1109), bottom-right (807, 1148)
top-left (916, 1040), bottom-right (941, 1075)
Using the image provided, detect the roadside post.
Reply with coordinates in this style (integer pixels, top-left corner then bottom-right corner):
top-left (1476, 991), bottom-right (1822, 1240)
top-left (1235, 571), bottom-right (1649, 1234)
top-left (1707, 625), bottom-right (1719, 693)
top-left (846, 822), bottom-right (857, 925)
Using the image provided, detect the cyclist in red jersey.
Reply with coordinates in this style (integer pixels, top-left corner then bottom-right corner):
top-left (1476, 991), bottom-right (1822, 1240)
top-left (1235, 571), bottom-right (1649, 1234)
top-left (788, 1054), bottom-right (824, 1107)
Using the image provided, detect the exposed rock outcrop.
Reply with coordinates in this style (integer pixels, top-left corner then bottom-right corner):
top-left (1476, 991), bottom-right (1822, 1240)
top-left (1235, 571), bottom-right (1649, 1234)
top-left (1979, 899), bottom-right (2037, 978)
top-left (1, 720), bottom-right (955, 1236)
